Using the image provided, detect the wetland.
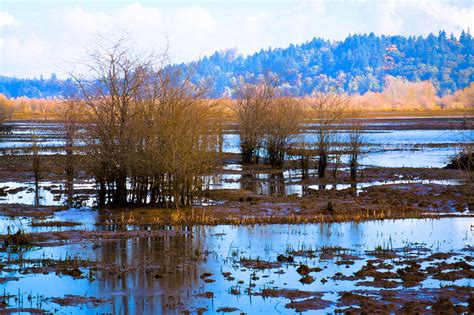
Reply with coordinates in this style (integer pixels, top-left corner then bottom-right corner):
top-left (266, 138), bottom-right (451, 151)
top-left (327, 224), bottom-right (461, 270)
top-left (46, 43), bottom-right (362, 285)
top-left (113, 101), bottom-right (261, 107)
top-left (0, 116), bottom-right (473, 314)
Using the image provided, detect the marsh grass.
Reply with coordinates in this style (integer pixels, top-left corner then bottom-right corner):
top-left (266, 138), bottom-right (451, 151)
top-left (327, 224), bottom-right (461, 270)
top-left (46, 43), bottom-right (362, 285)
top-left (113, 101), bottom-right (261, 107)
top-left (108, 207), bottom-right (430, 227)
top-left (1, 222), bottom-right (33, 252)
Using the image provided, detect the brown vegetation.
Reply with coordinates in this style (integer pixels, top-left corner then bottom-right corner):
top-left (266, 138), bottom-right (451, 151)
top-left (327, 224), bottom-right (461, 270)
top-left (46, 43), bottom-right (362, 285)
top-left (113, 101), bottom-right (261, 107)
top-left (234, 76), bottom-right (304, 169)
top-left (264, 97), bottom-right (303, 168)
top-left (72, 37), bottom-right (219, 207)
top-left (309, 91), bottom-right (348, 178)
top-left (350, 77), bottom-right (474, 111)
top-left (234, 76), bottom-right (275, 165)
top-left (1, 77), bottom-right (472, 122)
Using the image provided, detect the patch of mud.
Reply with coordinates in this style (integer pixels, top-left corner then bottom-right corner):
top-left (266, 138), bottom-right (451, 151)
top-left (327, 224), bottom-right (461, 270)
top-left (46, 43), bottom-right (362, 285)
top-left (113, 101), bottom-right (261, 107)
top-left (0, 307), bottom-right (47, 314)
top-left (216, 307), bottom-right (239, 313)
top-left (30, 221), bottom-right (82, 227)
top-left (239, 258), bottom-right (281, 270)
top-left (50, 295), bottom-right (109, 307)
top-left (285, 297), bottom-right (333, 312)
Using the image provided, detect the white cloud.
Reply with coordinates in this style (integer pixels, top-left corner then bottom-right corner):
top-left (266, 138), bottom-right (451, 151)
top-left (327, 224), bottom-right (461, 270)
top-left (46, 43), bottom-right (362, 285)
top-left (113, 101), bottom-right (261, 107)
top-left (420, 1), bottom-right (474, 32)
top-left (0, 1), bottom-right (473, 78)
top-left (0, 11), bottom-right (19, 27)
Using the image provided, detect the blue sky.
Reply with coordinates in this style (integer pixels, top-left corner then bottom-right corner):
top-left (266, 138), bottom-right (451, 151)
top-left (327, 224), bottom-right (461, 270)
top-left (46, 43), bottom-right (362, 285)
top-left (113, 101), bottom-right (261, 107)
top-left (1, 0), bottom-right (473, 78)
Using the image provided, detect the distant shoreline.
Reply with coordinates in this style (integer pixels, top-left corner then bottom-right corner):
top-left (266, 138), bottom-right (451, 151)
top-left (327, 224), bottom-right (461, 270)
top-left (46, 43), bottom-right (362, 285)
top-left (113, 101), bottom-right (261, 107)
top-left (9, 109), bottom-right (474, 121)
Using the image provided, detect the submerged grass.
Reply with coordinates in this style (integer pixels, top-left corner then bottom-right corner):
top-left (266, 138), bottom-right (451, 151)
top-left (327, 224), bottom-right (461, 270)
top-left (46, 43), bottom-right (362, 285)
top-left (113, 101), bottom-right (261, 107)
top-left (105, 208), bottom-right (441, 227)
top-left (1, 222), bottom-right (33, 252)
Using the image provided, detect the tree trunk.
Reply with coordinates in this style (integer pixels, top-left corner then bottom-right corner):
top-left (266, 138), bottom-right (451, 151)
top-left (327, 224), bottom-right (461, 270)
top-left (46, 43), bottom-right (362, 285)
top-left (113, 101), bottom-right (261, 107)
top-left (318, 153), bottom-right (327, 178)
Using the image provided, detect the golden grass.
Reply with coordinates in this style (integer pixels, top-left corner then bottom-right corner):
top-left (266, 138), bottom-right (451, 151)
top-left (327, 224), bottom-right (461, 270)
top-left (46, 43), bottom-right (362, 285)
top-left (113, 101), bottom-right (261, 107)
top-left (103, 206), bottom-right (466, 227)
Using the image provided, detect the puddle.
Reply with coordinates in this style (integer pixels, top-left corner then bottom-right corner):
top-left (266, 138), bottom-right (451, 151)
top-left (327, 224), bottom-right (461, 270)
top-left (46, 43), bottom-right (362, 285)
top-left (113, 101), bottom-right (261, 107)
top-left (0, 181), bottom-right (95, 207)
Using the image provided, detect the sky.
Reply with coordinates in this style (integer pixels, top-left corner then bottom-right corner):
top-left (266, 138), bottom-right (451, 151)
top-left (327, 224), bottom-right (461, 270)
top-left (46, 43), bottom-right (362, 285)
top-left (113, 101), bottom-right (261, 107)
top-left (1, 0), bottom-right (473, 78)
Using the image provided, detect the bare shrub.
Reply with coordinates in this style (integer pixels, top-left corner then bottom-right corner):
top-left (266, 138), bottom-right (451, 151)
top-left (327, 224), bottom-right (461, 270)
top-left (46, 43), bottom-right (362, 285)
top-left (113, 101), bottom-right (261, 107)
top-left (309, 91), bottom-right (348, 178)
top-left (346, 115), bottom-right (366, 182)
top-left (264, 97), bottom-right (303, 168)
top-left (234, 77), bottom-right (275, 165)
top-left (71, 36), bottom-right (218, 207)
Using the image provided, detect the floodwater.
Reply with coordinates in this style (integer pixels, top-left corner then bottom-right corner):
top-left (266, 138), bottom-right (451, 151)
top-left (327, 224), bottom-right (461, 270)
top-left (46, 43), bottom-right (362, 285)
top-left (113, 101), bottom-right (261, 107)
top-left (1, 120), bottom-right (473, 168)
top-left (204, 172), bottom-right (464, 197)
top-left (0, 212), bottom-right (472, 313)
top-left (1, 174), bottom-right (464, 207)
top-left (223, 129), bottom-right (473, 168)
top-left (0, 118), bottom-right (472, 313)
top-left (1, 119), bottom-right (472, 205)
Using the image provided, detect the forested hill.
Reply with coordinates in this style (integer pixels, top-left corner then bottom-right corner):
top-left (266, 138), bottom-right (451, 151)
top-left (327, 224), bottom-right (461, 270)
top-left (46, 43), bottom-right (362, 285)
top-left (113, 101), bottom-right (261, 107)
top-left (0, 74), bottom-right (69, 99)
top-left (187, 31), bottom-right (473, 97)
top-left (1, 31), bottom-right (473, 98)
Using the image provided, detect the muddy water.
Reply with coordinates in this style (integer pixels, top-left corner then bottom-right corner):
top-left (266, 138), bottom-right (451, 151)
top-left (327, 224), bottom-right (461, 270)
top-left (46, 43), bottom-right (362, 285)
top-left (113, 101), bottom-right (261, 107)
top-left (0, 213), bottom-right (472, 314)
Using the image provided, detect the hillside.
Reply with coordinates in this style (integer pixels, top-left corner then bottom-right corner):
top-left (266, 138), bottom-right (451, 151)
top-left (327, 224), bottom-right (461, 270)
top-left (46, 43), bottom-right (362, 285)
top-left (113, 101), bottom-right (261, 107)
top-left (1, 31), bottom-right (473, 98)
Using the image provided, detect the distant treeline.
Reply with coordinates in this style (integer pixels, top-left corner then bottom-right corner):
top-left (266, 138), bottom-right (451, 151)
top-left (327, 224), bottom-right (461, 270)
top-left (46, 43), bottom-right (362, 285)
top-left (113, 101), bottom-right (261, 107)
top-left (1, 77), bottom-right (472, 121)
top-left (1, 31), bottom-right (473, 99)
top-left (0, 74), bottom-right (69, 99)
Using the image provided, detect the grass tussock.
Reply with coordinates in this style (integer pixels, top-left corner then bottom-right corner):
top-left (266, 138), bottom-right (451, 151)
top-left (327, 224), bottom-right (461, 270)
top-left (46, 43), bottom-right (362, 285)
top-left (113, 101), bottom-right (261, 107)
top-left (2, 229), bottom-right (31, 249)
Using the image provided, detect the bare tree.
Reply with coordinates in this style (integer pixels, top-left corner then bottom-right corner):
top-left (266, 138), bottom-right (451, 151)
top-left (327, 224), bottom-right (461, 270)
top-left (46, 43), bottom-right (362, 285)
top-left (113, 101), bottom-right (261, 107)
top-left (234, 77), bottom-right (276, 165)
top-left (346, 116), bottom-right (366, 182)
top-left (298, 140), bottom-right (312, 180)
top-left (31, 131), bottom-right (42, 206)
top-left (73, 37), bottom-right (148, 206)
top-left (310, 91), bottom-right (348, 178)
top-left (208, 100), bottom-right (227, 153)
top-left (446, 120), bottom-right (473, 210)
top-left (141, 72), bottom-right (219, 207)
top-left (331, 141), bottom-right (344, 178)
top-left (264, 97), bottom-right (303, 168)
top-left (62, 99), bottom-right (82, 207)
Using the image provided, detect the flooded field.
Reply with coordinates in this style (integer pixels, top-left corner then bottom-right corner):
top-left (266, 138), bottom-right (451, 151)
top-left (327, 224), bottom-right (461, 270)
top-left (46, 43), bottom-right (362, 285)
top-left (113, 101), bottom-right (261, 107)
top-left (0, 117), bottom-right (472, 207)
top-left (1, 119), bottom-right (473, 168)
top-left (0, 117), bottom-right (473, 313)
top-left (0, 209), bottom-right (472, 313)
top-left (223, 128), bottom-right (472, 168)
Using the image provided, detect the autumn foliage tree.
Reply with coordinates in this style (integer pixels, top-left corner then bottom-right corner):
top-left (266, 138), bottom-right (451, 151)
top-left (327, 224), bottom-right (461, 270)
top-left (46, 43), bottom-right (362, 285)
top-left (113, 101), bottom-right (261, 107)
top-left (0, 94), bottom-right (12, 127)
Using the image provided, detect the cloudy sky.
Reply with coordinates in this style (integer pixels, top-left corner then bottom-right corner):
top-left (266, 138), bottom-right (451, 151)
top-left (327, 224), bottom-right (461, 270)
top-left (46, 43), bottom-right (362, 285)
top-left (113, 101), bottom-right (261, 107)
top-left (1, 0), bottom-right (473, 78)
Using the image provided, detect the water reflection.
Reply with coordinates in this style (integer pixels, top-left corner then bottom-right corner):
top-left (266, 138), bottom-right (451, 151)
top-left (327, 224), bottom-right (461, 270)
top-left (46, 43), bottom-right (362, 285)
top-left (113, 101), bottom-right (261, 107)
top-left (0, 181), bottom-right (94, 206)
top-left (241, 171), bottom-right (303, 196)
top-left (94, 229), bottom-right (203, 314)
top-left (1, 215), bottom-right (473, 314)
